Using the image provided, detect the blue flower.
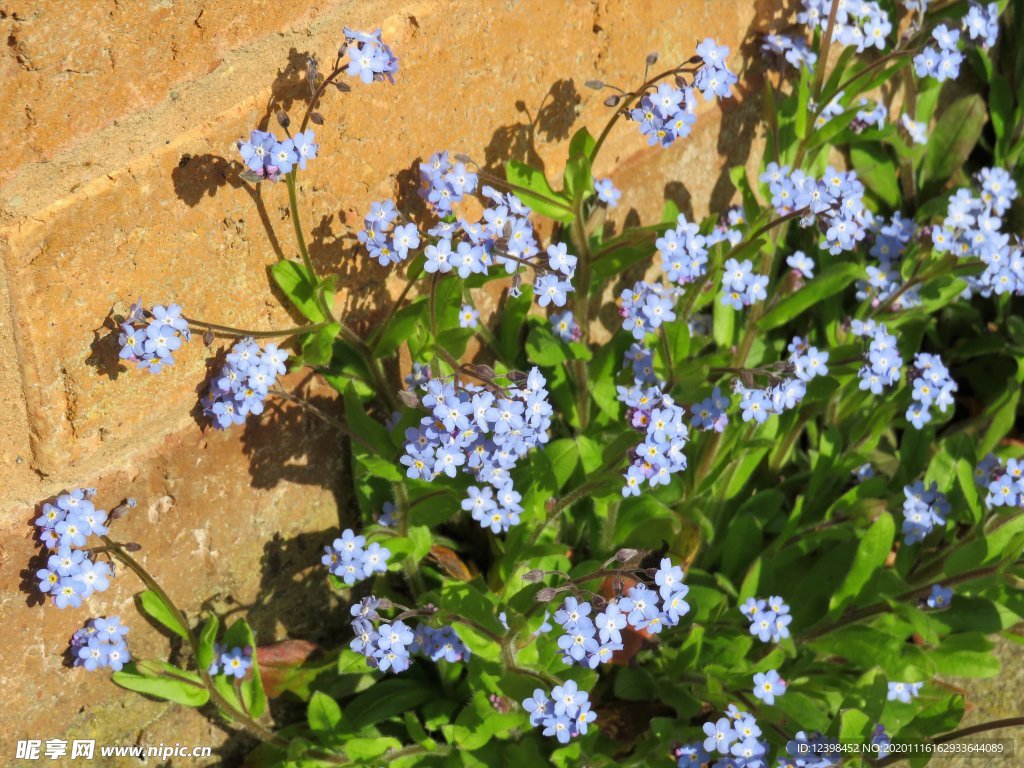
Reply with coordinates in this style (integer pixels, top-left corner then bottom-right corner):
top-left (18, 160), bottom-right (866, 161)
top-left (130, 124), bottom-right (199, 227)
top-left (887, 681), bottom-right (923, 703)
top-left (344, 28), bottom-right (399, 84)
top-left (786, 250), bottom-right (815, 278)
top-left (964, 3), bottom-right (999, 48)
top-left (291, 130), bottom-right (318, 170)
top-left (901, 481), bottom-right (950, 545)
top-left (523, 690), bottom-right (552, 726)
top-left (270, 139), bottom-right (298, 174)
top-left (703, 717), bottom-right (737, 755)
top-left (753, 670), bottom-right (787, 704)
top-left (926, 584), bottom-right (953, 609)
top-left (220, 647), bottom-right (253, 679)
top-left (594, 178), bottom-right (621, 207)
top-left (238, 130), bottom-right (275, 173)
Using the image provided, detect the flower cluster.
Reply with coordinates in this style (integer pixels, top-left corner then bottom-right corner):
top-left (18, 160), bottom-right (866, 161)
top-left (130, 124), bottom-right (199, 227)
top-left (321, 529), bottom-right (391, 585)
top-left (728, 339), bottom-right (828, 427)
top-left (740, 595), bottom-right (792, 643)
top-left (34, 489), bottom-right (114, 610)
top-left (799, 0), bottom-right (893, 52)
top-left (629, 83), bottom-right (697, 148)
top-left (761, 33), bottom-right (817, 72)
top-left (694, 39), bottom-right (738, 101)
top-left (913, 24), bottom-right (963, 82)
top-left (70, 617), bottom-right (131, 672)
top-left (342, 28), bottom-right (399, 84)
top-left (411, 624), bottom-right (472, 663)
top-left (238, 129), bottom-right (318, 181)
top-left (905, 352), bottom-right (957, 428)
top-left (979, 455), bottom-right (1024, 509)
top-left (684, 704), bottom-right (777, 766)
top-left (901, 480), bottom-right (950, 545)
top-left (401, 369), bottom-right (552, 534)
top-left (201, 338), bottom-right (288, 430)
top-left (887, 681), bottom-right (924, 703)
top-left (208, 645), bottom-right (253, 679)
top-left (357, 200), bottom-right (420, 267)
top-left (620, 281), bottom-right (681, 340)
top-left (964, 3), bottom-right (999, 47)
top-left (851, 320), bottom-right (903, 395)
top-left (118, 302), bottom-right (191, 374)
top-left (522, 681), bottom-right (597, 744)
top-left (721, 257), bottom-right (768, 310)
top-left (553, 559), bottom-right (690, 667)
top-left (656, 213), bottom-right (709, 286)
top-left (351, 613), bottom-right (415, 674)
top-left (760, 163), bottom-right (869, 255)
top-left (419, 150), bottom-right (479, 215)
top-left (618, 387), bottom-right (690, 494)
top-left (628, 37), bottom-right (736, 148)
top-left (690, 386), bottom-right (731, 433)
top-left (366, 157), bottom-right (576, 309)
top-left (934, 168), bottom-right (1021, 298)
top-left (859, 213), bottom-right (917, 308)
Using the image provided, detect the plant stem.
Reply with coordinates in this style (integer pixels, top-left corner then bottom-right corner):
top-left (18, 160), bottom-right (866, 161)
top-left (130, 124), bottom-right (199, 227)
top-left (570, 196), bottom-right (593, 431)
top-left (100, 538), bottom-right (287, 748)
top-left (285, 171), bottom-right (332, 320)
top-left (183, 317), bottom-right (330, 339)
top-left (813, 0), bottom-right (841, 101)
top-left (874, 717), bottom-right (1024, 767)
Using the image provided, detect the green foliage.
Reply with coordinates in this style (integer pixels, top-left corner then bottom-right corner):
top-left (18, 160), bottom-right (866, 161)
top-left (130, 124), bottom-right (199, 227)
top-left (103, 5), bottom-right (1024, 768)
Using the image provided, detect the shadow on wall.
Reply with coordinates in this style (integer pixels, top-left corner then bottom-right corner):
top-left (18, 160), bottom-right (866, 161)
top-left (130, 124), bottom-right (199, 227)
top-left (169, 47), bottom-right (393, 332)
top-left (483, 78), bottom-right (582, 173)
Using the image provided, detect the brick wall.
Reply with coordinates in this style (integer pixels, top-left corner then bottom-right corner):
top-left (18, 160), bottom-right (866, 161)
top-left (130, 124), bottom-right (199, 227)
top-left (0, 0), bottom-right (774, 761)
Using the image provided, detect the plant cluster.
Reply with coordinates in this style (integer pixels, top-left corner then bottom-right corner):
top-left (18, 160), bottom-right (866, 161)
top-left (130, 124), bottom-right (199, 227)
top-left (30, 2), bottom-right (1024, 767)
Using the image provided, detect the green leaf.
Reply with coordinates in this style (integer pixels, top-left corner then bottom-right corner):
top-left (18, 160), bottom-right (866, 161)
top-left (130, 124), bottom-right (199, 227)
top-left (920, 94), bottom-right (987, 192)
top-left (563, 153), bottom-right (594, 200)
top-left (829, 512), bottom-right (895, 613)
top-left (344, 678), bottom-right (438, 731)
top-left (545, 439), bottom-right (581, 490)
top-left (357, 454), bottom-right (403, 482)
top-left (525, 323), bottom-right (568, 366)
top-left (197, 615), bottom-right (219, 672)
top-left (590, 240), bottom-right (659, 281)
top-left (301, 322), bottom-right (340, 367)
top-left (136, 590), bottom-right (189, 640)
top-left (269, 261), bottom-right (331, 323)
top-left (113, 661), bottom-right (209, 707)
top-left (759, 262), bottom-right (860, 330)
top-left (570, 126), bottom-right (597, 160)
top-left (435, 326), bottom-right (475, 359)
top-left (374, 299), bottom-right (426, 357)
top-left (931, 633), bottom-right (1000, 678)
top-left (713, 292), bottom-right (735, 348)
top-left (990, 74), bottom-right (1013, 145)
top-left (505, 160), bottom-right (573, 223)
top-left (307, 691), bottom-right (342, 732)
top-left (342, 381), bottom-right (392, 456)
top-left (850, 143), bottom-right (900, 208)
